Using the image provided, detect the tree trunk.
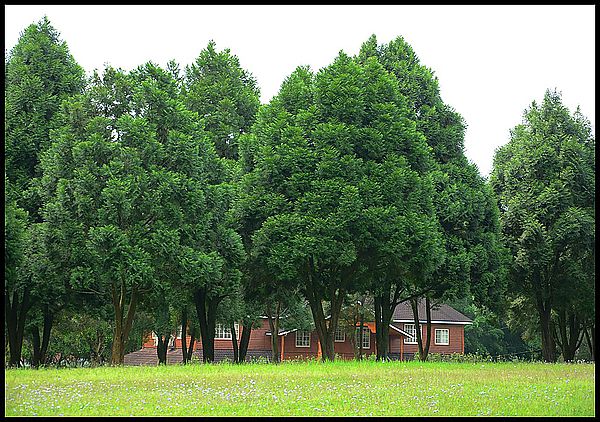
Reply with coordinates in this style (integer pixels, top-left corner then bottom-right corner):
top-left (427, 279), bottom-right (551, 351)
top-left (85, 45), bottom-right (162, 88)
top-left (31, 305), bottom-right (54, 368)
top-left (537, 300), bottom-right (556, 362)
top-left (238, 324), bottom-right (252, 363)
top-left (358, 310), bottom-right (364, 361)
top-left (156, 334), bottom-right (169, 365)
top-left (31, 325), bottom-right (42, 368)
top-left (266, 302), bottom-right (280, 364)
top-left (421, 297), bottom-right (432, 361)
top-left (584, 325), bottom-right (595, 361)
top-left (230, 321), bottom-right (239, 363)
top-left (186, 328), bottom-right (196, 364)
top-left (40, 307), bottom-right (53, 366)
top-left (378, 294), bottom-right (394, 361)
top-left (181, 308), bottom-right (189, 364)
top-left (554, 307), bottom-right (585, 362)
top-left (110, 282), bottom-right (138, 365)
top-left (194, 288), bottom-right (220, 363)
top-left (91, 329), bottom-right (105, 367)
top-left (374, 295), bottom-right (382, 361)
top-left (306, 289), bottom-right (343, 362)
top-left (5, 288), bottom-right (32, 367)
top-left (411, 298), bottom-right (426, 361)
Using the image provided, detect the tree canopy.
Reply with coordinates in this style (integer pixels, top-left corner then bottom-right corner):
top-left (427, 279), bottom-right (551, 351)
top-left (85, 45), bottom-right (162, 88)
top-left (4, 18), bottom-right (593, 367)
top-left (490, 89), bottom-right (595, 362)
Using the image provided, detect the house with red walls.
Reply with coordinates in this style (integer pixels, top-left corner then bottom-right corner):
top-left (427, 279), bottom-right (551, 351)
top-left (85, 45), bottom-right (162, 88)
top-left (124, 300), bottom-right (472, 365)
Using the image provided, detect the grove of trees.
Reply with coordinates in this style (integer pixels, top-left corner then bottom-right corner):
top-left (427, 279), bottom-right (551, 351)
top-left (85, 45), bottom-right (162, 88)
top-left (4, 17), bottom-right (595, 367)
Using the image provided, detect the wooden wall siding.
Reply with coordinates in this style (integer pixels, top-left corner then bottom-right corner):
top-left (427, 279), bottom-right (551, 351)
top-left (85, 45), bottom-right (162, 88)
top-left (280, 328), bottom-right (320, 360)
top-left (139, 321), bottom-right (464, 360)
top-left (142, 319), bottom-right (274, 351)
top-left (391, 322), bottom-right (465, 355)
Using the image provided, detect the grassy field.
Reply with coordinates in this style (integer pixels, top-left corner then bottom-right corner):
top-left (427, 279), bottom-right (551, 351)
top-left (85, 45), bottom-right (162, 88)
top-left (4, 360), bottom-right (595, 417)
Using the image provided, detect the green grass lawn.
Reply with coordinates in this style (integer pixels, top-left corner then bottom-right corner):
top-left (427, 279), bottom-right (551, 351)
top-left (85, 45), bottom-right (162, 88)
top-left (4, 360), bottom-right (595, 416)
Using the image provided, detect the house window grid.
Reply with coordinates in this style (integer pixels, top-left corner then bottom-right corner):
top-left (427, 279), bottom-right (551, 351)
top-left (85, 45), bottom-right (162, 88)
top-left (334, 326), bottom-right (346, 342)
top-left (404, 324), bottom-right (418, 344)
top-left (435, 328), bottom-right (449, 345)
top-left (355, 327), bottom-right (370, 349)
top-left (215, 323), bottom-right (239, 340)
top-left (295, 330), bottom-right (311, 347)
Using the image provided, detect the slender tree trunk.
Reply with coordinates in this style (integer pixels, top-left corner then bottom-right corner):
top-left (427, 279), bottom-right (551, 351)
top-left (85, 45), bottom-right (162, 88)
top-left (110, 281), bottom-right (138, 365)
top-left (411, 298), bottom-right (426, 361)
top-left (187, 330), bottom-right (196, 364)
top-left (5, 288), bottom-right (32, 367)
top-left (584, 325), bottom-right (595, 361)
top-left (555, 307), bottom-right (585, 362)
top-left (422, 297), bottom-right (432, 361)
top-left (238, 324), bottom-right (252, 363)
top-left (378, 294), bottom-right (393, 361)
top-left (181, 308), bottom-right (189, 364)
top-left (374, 295), bottom-right (383, 361)
top-left (304, 258), bottom-right (331, 362)
top-left (306, 286), bottom-right (344, 362)
top-left (374, 283), bottom-right (406, 361)
top-left (230, 321), bottom-right (239, 363)
top-left (91, 329), bottom-right (105, 366)
top-left (537, 298), bottom-right (556, 362)
top-left (324, 283), bottom-right (345, 361)
top-left (266, 302), bottom-right (280, 364)
top-left (40, 307), bottom-right (53, 366)
top-left (156, 334), bottom-right (169, 365)
top-left (31, 325), bottom-right (42, 368)
top-left (358, 308), bottom-right (364, 361)
top-left (31, 305), bottom-right (54, 368)
top-left (194, 288), bottom-right (220, 363)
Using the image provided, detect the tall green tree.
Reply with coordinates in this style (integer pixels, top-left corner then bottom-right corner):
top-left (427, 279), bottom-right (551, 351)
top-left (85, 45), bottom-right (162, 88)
top-left (243, 51), bottom-right (444, 361)
top-left (184, 40), bottom-right (260, 160)
top-left (39, 62), bottom-right (233, 365)
top-left (4, 180), bottom-right (30, 367)
top-left (4, 16), bottom-right (85, 367)
top-left (242, 60), bottom-right (361, 361)
top-left (358, 35), bottom-right (508, 361)
top-left (5, 16), bottom-right (85, 219)
top-left (490, 89), bottom-right (595, 362)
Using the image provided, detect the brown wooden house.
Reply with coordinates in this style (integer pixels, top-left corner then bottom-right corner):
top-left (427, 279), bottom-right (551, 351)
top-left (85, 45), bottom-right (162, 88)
top-left (124, 301), bottom-right (472, 365)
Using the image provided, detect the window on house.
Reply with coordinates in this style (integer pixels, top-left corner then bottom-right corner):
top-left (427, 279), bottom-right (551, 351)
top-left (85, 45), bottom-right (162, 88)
top-left (355, 327), bottom-right (370, 349)
top-left (404, 324), bottom-right (418, 344)
top-left (334, 326), bottom-right (346, 342)
top-left (435, 329), bottom-right (449, 345)
top-left (176, 325), bottom-right (182, 339)
top-left (295, 330), bottom-right (311, 347)
top-left (215, 323), bottom-right (239, 340)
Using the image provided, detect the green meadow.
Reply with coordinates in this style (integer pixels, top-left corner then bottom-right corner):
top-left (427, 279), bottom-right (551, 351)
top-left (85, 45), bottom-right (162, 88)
top-left (4, 360), bottom-right (595, 417)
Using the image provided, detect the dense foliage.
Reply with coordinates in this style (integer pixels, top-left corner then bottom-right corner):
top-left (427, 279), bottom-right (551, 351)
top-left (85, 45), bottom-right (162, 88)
top-left (4, 17), bottom-right (594, 367)
top-left (490, 90), bottom-right (595, 362)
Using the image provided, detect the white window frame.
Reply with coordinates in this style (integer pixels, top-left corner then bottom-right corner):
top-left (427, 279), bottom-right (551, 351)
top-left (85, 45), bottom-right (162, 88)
top-left (214, 323), bottom-right (239, 340)
top-left (435, 328), bottom-right (449, 345)
top-left (404, 324), bottom-right (418, 344)
top-left (334, 326), bottom-right (346, 342)
top-left (176, 325), bottom-right (183, 339)
top-left (355, 327), bottom-right (370, 349)
top-left (295, 330), bottom-right (311, 347)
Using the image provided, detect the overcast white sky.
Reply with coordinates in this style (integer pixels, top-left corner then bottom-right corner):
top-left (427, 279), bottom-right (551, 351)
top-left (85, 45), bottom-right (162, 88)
top-left (5, 5), bottom-right (595, 177)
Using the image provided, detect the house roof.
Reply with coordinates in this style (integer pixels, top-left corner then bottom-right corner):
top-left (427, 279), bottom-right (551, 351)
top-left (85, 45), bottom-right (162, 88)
top-left (392, 300), bottom-right (472, 324)
top-left (267, 323), bottom-right (413, 338)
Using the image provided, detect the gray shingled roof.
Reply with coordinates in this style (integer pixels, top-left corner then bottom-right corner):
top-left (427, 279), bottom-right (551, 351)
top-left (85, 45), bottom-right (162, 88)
top-left (392, 300), bottom-right (472, 323)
